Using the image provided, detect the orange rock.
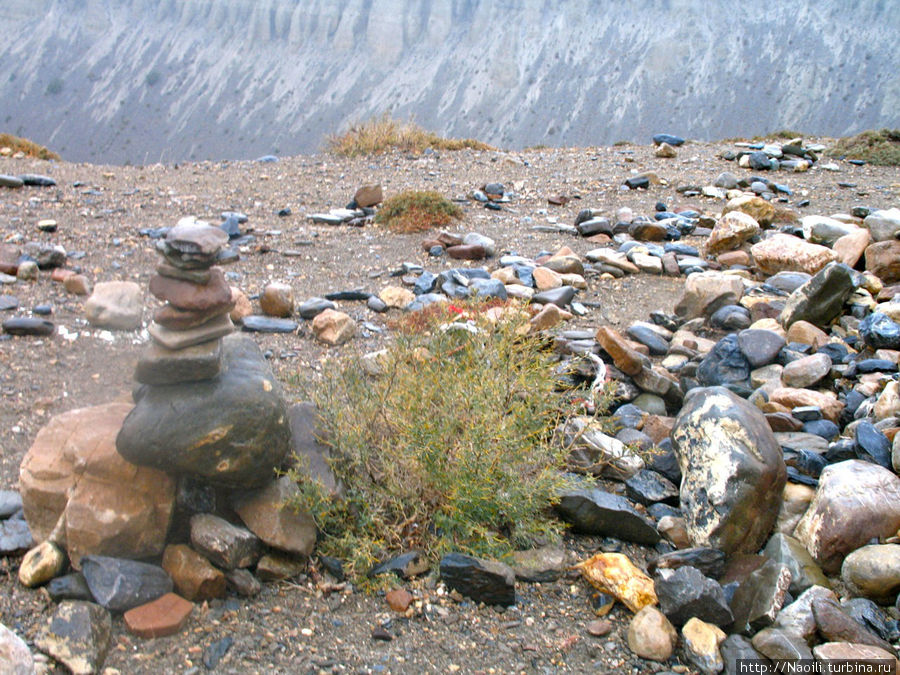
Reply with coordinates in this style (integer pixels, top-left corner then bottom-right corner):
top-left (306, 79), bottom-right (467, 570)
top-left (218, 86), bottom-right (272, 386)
top-left (385, 588), bottom-right (414, 613)
top-left (595, 326), bottom-right (646, 376)
top-left (576, 552), bottom-right (657, 613)
top-left (124, 593), bottom-right (193, 639)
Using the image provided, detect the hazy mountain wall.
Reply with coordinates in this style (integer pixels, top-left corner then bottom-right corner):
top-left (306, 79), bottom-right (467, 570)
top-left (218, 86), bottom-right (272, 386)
top-left (2, 0), bottom-right (897, 164)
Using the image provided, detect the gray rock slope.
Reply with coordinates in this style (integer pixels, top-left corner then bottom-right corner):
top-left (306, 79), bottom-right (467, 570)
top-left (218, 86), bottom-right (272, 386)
top-left (2, 0), bottom-right (897, 164)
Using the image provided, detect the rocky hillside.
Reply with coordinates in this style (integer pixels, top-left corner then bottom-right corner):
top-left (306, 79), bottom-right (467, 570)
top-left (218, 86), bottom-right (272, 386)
top-left (2, 0), bottom-right (898, 164)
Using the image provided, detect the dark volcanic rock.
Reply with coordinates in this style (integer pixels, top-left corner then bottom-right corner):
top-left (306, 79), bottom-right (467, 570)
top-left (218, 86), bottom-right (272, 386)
top-left (649, 547), bottom-right (727, 580)
top-left (81, 556), bottom-right (173, 612)
top-left (117, 334), bottom-right (291, 488)
top-left (697, 334), bottom-right (751, 387)
top-left (729, 559), bottom-right (793, 634)
top-left (556, 488), bottom-right (660, 545)
top-left (779, 262), bottom-right (859, 329)
top-left (654, 565), bottom-right (733, 627)
top-left (440, 553), bottom-right (516, 607)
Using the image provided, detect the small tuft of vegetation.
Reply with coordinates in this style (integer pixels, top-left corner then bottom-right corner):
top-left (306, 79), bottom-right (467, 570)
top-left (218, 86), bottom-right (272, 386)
top-left (722, 129), bottom-right (805, 143)
top-left (327, 114), bottom-right (494, 157)
top-left (0, 133), bottom-right (60, 160)
top-left (827, 128), bottom-right (900, 166)
top-left (374, 190), bottom-right (462, 234)
top-left (286, 302), bottom-right (587, 583)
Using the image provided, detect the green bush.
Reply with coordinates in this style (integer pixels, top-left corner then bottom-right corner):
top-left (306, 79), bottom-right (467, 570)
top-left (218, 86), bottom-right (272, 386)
top-left (827, 129), bottom-right (900, 166)
top-left (374, 190), bottom-right (462, 234)
top-left (287, 303), bottom-right (586, 582)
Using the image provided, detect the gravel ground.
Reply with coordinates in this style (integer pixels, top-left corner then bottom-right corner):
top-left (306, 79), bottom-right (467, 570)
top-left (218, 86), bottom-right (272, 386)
top-left (1, 140), bottom-right (898, 674)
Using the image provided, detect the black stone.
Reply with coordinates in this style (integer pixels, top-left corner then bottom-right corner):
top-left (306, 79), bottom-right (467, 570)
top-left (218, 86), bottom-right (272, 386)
top-left (298, 298), bottom-right (336, 320)
top-left (368, 551), bottom-right (429, 580)
top-left (649, 547), bottom-right (727, 580)
top-left (555, 488), bottom-right (660, 545)
top-left (2, 317), bottom-right (54, 336)
top-left (748, 152), bottom-right (772, 170)
top-left (19, 174), bottom-right (57, 186)
top-left (842, 598), bottom-right (899, 643)
top-left (855, 421), bottom-right (892, 468)
top-left (697, 334), bottom-right (751, 387)
top-left (204, 636), bottom-right (234, 670)
top-left (859, 312), bottom-right (900, 350)
top-left (854, 358), bottom-right (898, 374)
top-left (721, 635), bottom-right (768, 675)
top-left (624, 470), bottom-right (679, 505)
top-left (47, 573), bottom-right (93, 602)
top-left (439, 553), bottom-right (515, 607)
top-left (576, 217), bottom-right (613, 237)
top-left (241, 315), bottom-right (299, 333)
top-left (782, 448), bottom-right (827, 478)
top-left (801, 419), bottom-right (840, 441)
top-left (324, 289), bottom-right (372, 301)
top-left (625, 325), bottom-right (669, 355)
top-left (826, 438), bottom-right (859, 463)
top-left (710, 305), bottom-right (751, 331)
top-left (652, 134), bottom-right (685, 147)
top-left (624, 176), bottom-right (650, 190)
top-left (531, 286), bottom-right (575, 307)
top-left (655, 565), bottom-right (733, 627)
top-left (730, 559), bottom-right (792, 634)
top-left (81, 555), bottom-right (173, 612)
top-left (645, 442), bottom-right (682, 485)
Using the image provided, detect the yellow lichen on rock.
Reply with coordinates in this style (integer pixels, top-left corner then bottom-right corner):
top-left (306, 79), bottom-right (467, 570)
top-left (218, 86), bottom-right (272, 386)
top-left (575, 552), bottom-right (657, 612)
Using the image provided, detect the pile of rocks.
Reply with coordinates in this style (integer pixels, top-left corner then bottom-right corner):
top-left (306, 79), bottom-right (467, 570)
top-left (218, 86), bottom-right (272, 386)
top-left (721, 138), bottom-right (827, 173)
top-left (9, 219), bottom-right (321, 672)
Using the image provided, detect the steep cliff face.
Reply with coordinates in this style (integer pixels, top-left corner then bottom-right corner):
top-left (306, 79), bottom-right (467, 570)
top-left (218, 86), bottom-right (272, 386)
top-left (2, 0), bottom-right (897, 164)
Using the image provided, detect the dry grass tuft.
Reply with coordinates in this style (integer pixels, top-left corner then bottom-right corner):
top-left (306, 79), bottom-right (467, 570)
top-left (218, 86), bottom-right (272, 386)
top-left (374, 190), bottom-right (462, 234)
top-left (327, 114), bottom-right (493, 157)
top-left (0, 133), bottom-right (60, 160)
top-left (827, 129), bottom-right (900, 166)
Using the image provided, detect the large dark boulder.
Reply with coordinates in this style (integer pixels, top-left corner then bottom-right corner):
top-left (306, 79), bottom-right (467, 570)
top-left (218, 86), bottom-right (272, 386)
top-left (117, 335), bottom-right (291, 488)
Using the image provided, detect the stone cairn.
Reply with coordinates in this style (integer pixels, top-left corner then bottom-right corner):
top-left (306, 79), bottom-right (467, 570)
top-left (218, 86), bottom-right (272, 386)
top-left (16, 219), bottom-right (310, 662)
top-left (138, 217), bottom-right (236, 381)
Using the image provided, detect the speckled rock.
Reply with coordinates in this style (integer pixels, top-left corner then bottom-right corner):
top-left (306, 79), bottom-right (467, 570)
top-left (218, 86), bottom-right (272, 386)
top-left (671, 387), bottom-right (786, 555)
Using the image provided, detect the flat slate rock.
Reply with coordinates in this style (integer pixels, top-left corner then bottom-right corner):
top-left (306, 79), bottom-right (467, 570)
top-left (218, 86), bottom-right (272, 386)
top-left (19, 174), bottom-right (57, 187)
top-left (1, 317), bottom-right (54, 336)
top-left (81, 555), bottom-right (173, 612)
top-left (147, 314), bottom-right (234, 350)
top-left (0, 295), bottom-right (18, 311)
top-left (556, 488), bottom-right (660, 545)
top-left (0, 518), bottom-right (33, 555)
top-left (241, 315), bottom-right (298, 333)
top-left (135, 339), bottom-right (222, 385)
top-left (0, 174), bottom-right (25, 188)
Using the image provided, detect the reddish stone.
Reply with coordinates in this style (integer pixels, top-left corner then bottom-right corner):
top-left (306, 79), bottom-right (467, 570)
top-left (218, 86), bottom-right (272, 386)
top-left (866, 241), bottom-right (900, 284)
top-left (19, 403), bottom-right (175, 567)
top-left (154, 301), bottom-right (234, 331)
top-left (149, 267), bottom-right (233, 312)
top-left (446, 244), bottom-right (486, 260)
top-left (50, 267), bottom-right (74, 283)
top-left (595, 326), bottom-right (646, 376)
top-left (124, 593), bottom-right (193, 639)
top-left (354, 184), bottom-right (383, 208)
top-left (385, 589), bottom-right (414, 612)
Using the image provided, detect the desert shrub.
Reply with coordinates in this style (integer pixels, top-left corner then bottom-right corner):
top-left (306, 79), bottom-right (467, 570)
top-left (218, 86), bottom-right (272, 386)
top-left (827, 129), bottom-right (900, 166)
top-left (0, 133), bottom-right (60, 160)
top-left (374, 190), bottom-right (462, 234)
top-left (286, 303), bottom-right (586, 582)
top-left (327, 114), bottom-right (493, 157)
